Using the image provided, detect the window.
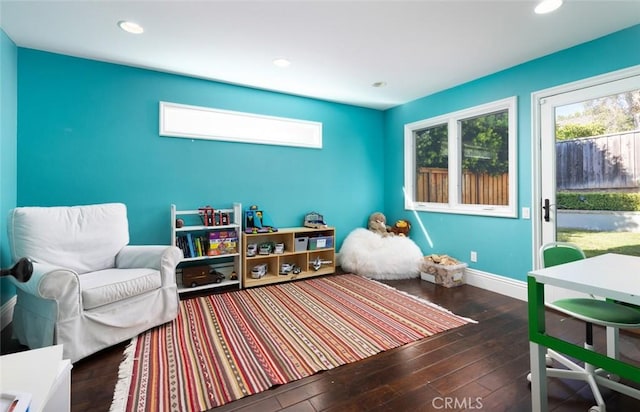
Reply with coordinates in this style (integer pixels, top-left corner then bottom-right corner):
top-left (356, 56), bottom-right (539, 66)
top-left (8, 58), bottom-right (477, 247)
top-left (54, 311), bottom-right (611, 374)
top-left (159, 101), bottom-right (322, 149)
top-left (404, 97), bottom-right (517, 217)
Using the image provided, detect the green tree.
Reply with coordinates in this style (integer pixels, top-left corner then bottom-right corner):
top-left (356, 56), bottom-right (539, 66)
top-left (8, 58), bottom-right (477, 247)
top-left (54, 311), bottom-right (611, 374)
top-left (415, 123), bottom-right (448, 169)
top-left (460, 111), bottom-right (509, 174)
top-left (585, 90), bottom-right (640, 132)
top-left (556, 90), bottom-right (640, 139)
top-left (414, 112), bottom-right (509, 175)
top-left (556, 123), bottom-right (606, 140)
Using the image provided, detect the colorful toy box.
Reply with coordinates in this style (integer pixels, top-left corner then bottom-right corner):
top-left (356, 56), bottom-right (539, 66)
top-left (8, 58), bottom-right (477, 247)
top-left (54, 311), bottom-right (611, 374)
top-left (208, 230), bottom-right (238, 255)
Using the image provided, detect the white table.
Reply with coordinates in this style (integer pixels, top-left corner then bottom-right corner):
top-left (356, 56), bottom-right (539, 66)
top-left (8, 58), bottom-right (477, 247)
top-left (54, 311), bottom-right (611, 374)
top-left (0, 345), bottom-right (72, 412)
top-left (528, 253), bottom-right (640, 411)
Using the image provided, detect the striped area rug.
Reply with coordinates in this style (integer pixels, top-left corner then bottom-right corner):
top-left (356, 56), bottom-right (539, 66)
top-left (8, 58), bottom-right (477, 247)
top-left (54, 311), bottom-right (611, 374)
top-left (110, 274), bottom-right (474, 412)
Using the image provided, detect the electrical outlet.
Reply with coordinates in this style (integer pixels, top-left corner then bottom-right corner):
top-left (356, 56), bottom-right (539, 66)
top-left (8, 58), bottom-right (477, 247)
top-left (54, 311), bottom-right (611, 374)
top-left (470, 251), bottom-right (478, 262)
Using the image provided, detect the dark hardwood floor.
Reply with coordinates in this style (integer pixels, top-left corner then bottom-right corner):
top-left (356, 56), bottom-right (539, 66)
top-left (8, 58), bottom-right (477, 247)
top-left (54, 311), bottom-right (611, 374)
top-left (2, 278), bottom-right (640, 411)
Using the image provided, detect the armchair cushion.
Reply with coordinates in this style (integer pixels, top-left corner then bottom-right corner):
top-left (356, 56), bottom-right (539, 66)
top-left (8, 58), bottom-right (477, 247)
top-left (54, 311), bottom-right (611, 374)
top-left (80, 268), bottom-right (162, 310)
top-left (8, 203), bottom-right (129, 274)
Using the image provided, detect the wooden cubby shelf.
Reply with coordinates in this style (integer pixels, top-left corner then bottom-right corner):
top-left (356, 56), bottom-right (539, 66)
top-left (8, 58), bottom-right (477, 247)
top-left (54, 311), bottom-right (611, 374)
top-left (242, 227), bottom-right (336, 288)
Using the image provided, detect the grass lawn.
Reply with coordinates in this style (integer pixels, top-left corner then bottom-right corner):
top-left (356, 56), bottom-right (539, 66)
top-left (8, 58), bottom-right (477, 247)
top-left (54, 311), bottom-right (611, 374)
top-left (557, 229), bottom-right (640, 257)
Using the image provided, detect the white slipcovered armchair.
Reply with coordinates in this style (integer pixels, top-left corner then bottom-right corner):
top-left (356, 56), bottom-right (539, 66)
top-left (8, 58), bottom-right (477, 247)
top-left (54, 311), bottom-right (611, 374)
top-left (7, 203), bottom-right (182, 362)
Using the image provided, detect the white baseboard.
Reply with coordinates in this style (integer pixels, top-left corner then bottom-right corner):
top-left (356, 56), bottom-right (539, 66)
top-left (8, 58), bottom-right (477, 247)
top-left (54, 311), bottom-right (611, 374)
top-left (464, 268), bottom-right (528, 302)
top-left (464, 268), bottom-right (592, 303)
top-left (1, 295), bottom-right (16, 331)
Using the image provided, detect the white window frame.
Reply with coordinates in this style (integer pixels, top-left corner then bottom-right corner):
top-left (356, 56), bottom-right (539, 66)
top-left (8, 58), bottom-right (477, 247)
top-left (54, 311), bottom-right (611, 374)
top-left (404, 96), bottom-right (518, 218)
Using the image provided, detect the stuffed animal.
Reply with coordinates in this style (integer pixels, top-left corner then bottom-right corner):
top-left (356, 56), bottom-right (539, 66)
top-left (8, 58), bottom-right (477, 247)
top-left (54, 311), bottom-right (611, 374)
top-left (425, 254), bottom-right (460, 266)
top-left (367, 212), bottom-right (391, 237)
top-left (389, 219), bottom-right (411, 237)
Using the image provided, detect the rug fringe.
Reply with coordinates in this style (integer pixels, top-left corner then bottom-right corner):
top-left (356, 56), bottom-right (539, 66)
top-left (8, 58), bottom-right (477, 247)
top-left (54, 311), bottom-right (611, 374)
top-left (365, 275), bottom-right (478, 324)
top-left (109, 336), bottom-right (137, 412)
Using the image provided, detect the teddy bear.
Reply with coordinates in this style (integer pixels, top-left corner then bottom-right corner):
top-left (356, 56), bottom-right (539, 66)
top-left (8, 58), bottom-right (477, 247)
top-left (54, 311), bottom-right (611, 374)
top-left (389, 219), bottom-right (411, 237)
top-left (367, 212), bottom-right (391, 237)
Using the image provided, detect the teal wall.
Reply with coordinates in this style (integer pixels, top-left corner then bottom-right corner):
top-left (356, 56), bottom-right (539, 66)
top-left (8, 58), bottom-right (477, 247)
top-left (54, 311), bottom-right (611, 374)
top-left (0, 29), bottom-right (18, 305)
top-left (384, 24), bottom-right (640, 281)
top-left (17, 50), bottom-right (385, 247)
top-left (2, 24), bottom-right (639, 312)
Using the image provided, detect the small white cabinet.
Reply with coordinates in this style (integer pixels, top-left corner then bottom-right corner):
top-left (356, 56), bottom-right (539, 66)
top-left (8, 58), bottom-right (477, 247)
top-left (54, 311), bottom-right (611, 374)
top-left (171, 203), bottom-right (242, 294)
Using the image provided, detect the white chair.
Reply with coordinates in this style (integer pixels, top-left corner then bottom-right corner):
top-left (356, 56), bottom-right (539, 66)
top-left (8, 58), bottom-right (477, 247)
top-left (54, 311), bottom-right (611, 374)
top-left (7, 203), bottom-right (182, 363)
top-left (529, 242), bottom-right (640, 412)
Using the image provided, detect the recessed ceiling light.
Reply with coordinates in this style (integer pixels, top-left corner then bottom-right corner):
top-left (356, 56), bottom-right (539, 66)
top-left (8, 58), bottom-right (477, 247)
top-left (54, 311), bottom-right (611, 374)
top-left (534, 0), bottom-right (563, 14)
top-left (372, 81), bottom-right (387, 88)
top-left (273, 58), bottom-right (291, 68)
top-left (118, 20), bottom-right (144, 34)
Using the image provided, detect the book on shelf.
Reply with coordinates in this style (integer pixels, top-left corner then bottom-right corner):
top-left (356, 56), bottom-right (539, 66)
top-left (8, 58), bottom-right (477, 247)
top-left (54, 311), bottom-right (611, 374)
top-left (176, 230), bottom-right (237, 258)
top-left (186, 233), bottom-right (195, 257)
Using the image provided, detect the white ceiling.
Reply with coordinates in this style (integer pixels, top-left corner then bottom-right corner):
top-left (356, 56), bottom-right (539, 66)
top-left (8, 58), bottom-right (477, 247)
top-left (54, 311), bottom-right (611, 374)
top-left (1, 0), bottom-right (639, 110)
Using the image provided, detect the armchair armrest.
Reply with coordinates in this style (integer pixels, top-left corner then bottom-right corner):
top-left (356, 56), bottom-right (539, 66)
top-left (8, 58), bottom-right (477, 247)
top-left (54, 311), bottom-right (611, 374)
top-left (10, 262), bottom-right (81, 319)
top-left (116, 245), bottom-right (183, 286)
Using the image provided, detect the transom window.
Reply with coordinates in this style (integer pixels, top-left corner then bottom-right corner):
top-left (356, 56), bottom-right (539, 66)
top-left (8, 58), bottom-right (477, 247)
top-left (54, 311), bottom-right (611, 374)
top-left (404, 97), bottom-right (518, 218)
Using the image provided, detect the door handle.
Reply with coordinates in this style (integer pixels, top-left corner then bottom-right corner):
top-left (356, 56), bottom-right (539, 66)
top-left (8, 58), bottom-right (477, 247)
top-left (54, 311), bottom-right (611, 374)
top-left (543, 198), bottom-right (551, 222)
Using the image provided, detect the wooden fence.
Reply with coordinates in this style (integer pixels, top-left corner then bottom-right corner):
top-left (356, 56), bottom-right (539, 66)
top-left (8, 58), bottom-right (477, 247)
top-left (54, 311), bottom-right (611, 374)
top-left (556, 131), bottom-right (640, 190)
top-left (416, 167), bottom-right (509, 205)
top-left (416, 131), bottom-right (639, 203)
